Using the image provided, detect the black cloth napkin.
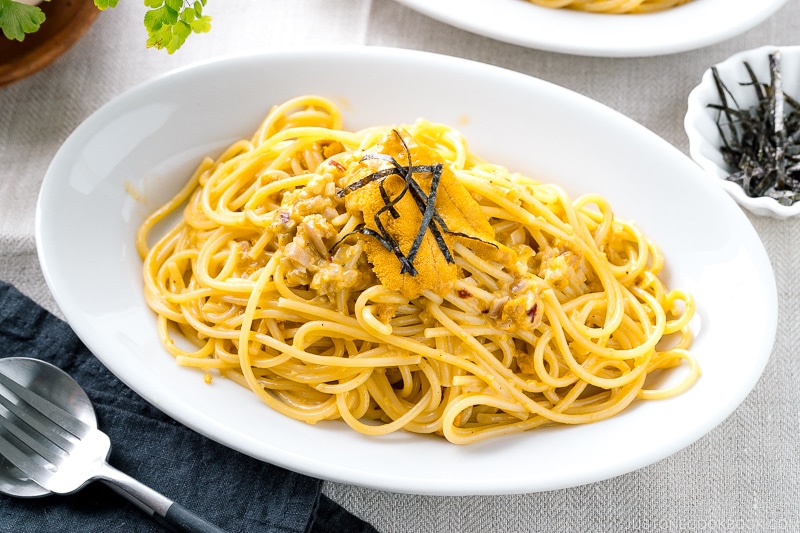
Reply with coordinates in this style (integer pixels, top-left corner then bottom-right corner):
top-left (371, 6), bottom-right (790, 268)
top-left (0, 281), bottom-right (378, 533)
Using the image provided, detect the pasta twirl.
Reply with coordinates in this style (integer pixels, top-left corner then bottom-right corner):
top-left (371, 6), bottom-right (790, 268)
top-left (136, 95), bottom-right (699, 444)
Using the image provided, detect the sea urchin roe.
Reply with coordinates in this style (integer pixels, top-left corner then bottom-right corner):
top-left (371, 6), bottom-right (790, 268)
top-left (340, 130), bottom-right (495, 299)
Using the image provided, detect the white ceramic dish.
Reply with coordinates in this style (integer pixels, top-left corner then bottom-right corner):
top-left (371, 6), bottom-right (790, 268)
top-left (685, 45), bottom-right (800, 219)
top-left (37, 47), bottom-right (776, 495)
top-left (391, 0), bottom-right (788, 57)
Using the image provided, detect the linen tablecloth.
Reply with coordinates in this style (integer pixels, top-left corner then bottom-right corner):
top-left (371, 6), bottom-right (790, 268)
top-left (1, 1), bottom-right (799, 531)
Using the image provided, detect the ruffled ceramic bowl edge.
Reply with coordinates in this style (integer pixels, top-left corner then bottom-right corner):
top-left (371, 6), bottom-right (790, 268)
top-left (684, 44), bottom-right (800, 219)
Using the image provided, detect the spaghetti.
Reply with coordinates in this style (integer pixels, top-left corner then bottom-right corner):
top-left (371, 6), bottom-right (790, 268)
top-left (525, 0), bottom-right (692, 14)
top-left (136, 95), bottom-right (699, 444)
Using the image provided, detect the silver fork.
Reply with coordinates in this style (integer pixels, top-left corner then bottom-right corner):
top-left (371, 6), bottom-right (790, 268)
top-left (0, 363), bottom-right (226, 533)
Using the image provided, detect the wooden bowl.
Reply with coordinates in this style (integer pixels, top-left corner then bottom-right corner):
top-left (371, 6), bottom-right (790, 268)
top-left (0, 0), bottom-right (101, 88)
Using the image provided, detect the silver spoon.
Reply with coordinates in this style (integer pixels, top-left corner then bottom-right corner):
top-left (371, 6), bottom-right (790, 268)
top-left (0, 357), bottom-right (226, 532)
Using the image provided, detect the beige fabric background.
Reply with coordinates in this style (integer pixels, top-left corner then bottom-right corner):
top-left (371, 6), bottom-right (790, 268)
top-left (1, 1), bottom-right (799, 531)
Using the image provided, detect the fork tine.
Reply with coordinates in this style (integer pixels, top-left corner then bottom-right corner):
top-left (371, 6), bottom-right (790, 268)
top-left (0, 391), bottom-right (73, 454)
top-left (0, 432), bottom-right (55, 485)
top-left (0, 371), bottom-right (89, 439)
top-left (0, 409), bottom-right (67, 465)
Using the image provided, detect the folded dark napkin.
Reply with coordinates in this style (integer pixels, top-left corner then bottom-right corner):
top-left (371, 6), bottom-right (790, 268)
top-left (0, 281), bottom-right (378, 533)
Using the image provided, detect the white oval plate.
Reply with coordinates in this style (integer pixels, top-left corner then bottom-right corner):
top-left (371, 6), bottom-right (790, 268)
top-left (391, 0), bottom-right (788, 57)
top-left (37, 47), bottom-right (776, 495)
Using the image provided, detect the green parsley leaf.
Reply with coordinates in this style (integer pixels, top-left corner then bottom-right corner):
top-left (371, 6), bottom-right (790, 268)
top-left (190, 16), bottom-right (210, 34)
top-left (93, 0), bottom-right (119, 10)
top-left (143, 4), bottom-right (179, 31)
top-left (0, 0), bottom-right (46, 42)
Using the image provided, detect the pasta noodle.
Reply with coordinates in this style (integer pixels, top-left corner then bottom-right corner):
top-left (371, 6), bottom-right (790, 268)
top-left (525, 0), bottom-right (692, 14)
top-left (136, 95), bottom-right (699, 444)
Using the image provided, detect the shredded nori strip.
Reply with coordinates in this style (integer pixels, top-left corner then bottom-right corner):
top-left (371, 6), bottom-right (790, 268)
top-left (332, 130), bottom-right (493, 275)
top-left (708, 50), bottom-right (800, 206)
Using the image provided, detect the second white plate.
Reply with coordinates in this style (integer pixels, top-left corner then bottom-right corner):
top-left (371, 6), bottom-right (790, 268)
top-left (391, 0), bottom-right (788, 57)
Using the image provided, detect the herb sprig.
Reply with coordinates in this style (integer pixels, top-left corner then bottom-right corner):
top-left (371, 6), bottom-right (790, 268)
top-left (139, 0), bottom-right (211, 54)
top-left (0, 0), bottom-right (211, 53)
